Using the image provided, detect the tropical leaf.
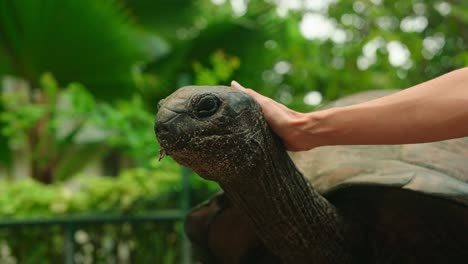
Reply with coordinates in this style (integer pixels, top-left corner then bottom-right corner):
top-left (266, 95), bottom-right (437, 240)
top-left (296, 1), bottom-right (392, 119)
top-left (141, 1), bottom-right (283, 104)
top-left (125, 0), bottom-right (197, 40)
top-left (0, 0), bottom-right (168, 99)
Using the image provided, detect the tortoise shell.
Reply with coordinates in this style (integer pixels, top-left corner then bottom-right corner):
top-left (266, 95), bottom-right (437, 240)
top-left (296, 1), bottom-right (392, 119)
top-left (291, 90), bottom-right (468, 204)
top-left (184, 89), bottom-right (468, 263)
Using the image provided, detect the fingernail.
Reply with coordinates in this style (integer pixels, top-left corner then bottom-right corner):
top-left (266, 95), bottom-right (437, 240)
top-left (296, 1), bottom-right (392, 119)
top-left (231, 80), bottom-right (241, 88)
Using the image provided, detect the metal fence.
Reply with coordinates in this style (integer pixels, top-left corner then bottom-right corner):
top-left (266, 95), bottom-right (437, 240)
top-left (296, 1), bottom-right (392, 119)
top-left (0, 168), bottom-right (193, 264)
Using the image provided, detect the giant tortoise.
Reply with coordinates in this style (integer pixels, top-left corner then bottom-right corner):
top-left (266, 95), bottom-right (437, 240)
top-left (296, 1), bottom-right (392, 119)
top-left (154, 86), bottom-right (468, 263)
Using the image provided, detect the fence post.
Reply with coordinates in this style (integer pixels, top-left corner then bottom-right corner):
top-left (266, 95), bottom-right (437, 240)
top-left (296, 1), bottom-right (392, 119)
top-left (180, 166), bottom-right (192, 264)
top-left (65, 224), bottom-right (75, 264)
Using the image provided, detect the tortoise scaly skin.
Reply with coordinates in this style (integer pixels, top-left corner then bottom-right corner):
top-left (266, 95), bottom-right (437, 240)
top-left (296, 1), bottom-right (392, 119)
top-left (155, 86), bottom-right (468, 263)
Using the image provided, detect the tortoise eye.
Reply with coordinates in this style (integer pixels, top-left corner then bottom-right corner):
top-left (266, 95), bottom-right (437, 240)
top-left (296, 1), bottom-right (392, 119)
top-left (192, 94), bottom-right (220, 118)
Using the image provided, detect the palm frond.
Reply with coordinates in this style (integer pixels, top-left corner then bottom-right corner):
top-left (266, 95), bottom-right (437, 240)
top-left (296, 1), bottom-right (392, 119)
top-left (0, 0), bottom-right (169, 99)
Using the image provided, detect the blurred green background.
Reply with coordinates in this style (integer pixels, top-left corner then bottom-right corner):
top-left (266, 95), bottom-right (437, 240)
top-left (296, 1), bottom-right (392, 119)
top-left (0, 0), bottom-right (467, 263)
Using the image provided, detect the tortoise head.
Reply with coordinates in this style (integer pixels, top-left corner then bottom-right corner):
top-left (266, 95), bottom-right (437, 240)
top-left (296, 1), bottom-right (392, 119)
top-left (155, 85), bottom-right (269, 182)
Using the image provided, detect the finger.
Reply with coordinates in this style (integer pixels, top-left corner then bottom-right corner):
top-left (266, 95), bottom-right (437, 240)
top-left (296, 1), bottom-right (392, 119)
top-left (231, 81), bottom-right (256, 97)
top-left (231, 80), bottom-right (296, 117)
top-left (231, 81), bottom-right (264, 100)
top-left (230, 80), bottom-right (247, 91)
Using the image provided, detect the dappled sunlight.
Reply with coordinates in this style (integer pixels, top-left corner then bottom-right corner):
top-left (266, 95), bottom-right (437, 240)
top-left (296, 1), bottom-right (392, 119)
top-left (303, 91), bottom-right (323, 106)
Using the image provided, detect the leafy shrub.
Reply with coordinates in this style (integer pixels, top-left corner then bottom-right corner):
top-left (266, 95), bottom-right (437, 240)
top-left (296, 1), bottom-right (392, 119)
top-left (0, 157), bottom-right (220, 263)
top-left (1, 74), bottom-right (161, 183)
top-left (0, 158), bottom-right (219, 218)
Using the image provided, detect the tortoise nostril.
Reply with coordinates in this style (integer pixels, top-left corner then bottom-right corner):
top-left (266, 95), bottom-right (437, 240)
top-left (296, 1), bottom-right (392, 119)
top-left (155, 123), bottom-right (169, 135)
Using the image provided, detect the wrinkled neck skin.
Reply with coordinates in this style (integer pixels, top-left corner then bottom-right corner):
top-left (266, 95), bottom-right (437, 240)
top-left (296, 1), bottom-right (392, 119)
top-left (168, 108), bottom-right (353, 263)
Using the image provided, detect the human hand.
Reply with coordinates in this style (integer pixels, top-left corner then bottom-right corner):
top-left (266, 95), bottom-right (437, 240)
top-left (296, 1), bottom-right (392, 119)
top-left (231, 81), bottom-right (312, 151)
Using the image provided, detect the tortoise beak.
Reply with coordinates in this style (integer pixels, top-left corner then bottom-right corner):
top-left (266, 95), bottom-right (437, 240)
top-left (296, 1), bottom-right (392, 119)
top-left (155, 107), bottom-right (182, 143)
top-left (155, 93), bottom-right (191, 136)
top-left (157, 106), bottom-right (181, 123)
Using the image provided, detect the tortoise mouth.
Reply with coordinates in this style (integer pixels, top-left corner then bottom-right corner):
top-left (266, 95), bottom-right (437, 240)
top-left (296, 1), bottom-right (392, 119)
top-left (154, 111), bottom-right (179, 140)
top-left (155, 107), bottom-right (181, 128)
top-left (158, 128), bottom-right (253, 155)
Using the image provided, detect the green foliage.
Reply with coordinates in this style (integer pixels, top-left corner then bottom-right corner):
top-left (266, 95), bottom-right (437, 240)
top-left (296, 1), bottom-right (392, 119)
top-left (130, 0), bottom-right (467, 112)
top-left (0, 0), bottom-right (467, 260)
top-left (0, 223), bottom-right (181, 263)
top-left (0, 0), bottom-right (167, 99)
top-left (124, 0), bottom-right (197, 41)
top-left (0, 124), bottom-right (9, 167)
top-left (193, 50), bottom-right (241, 85)
top-left (89, 96), bottom-right (157, 166)
top-left (0, 93), bottom-right (47, 142)
top-left (0, 158), bottom-right (218, 218)
top-left (0, 158), bottom-right (219, 262)
top-left (0, 74), bottom-right (161, 182)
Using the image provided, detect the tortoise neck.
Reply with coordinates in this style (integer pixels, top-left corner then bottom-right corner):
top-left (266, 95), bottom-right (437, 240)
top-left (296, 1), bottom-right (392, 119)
top-left (218, 130), bottom-right (353, 263)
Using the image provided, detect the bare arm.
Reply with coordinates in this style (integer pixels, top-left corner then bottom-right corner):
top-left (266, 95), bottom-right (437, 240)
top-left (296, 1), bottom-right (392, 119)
top-left (231, 67), bottom-right (468, 151)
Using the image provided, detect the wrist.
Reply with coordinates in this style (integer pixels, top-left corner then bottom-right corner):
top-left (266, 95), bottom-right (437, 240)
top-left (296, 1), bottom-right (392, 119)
top-left (304, 108), bottom-right (339, 148)
top-left (286, 108), bottom-right (339, 150)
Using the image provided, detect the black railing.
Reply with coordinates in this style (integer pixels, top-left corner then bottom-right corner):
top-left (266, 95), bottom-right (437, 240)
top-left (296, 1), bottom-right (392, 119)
top-left (0, 167), bottom-right (193, 264)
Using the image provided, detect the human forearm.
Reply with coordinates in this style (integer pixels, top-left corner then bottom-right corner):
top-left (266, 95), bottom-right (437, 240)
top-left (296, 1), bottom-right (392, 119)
top-left (231, 68), bottom-right (468, 151)
top-left (304, 67), bottom-right (468, 148)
